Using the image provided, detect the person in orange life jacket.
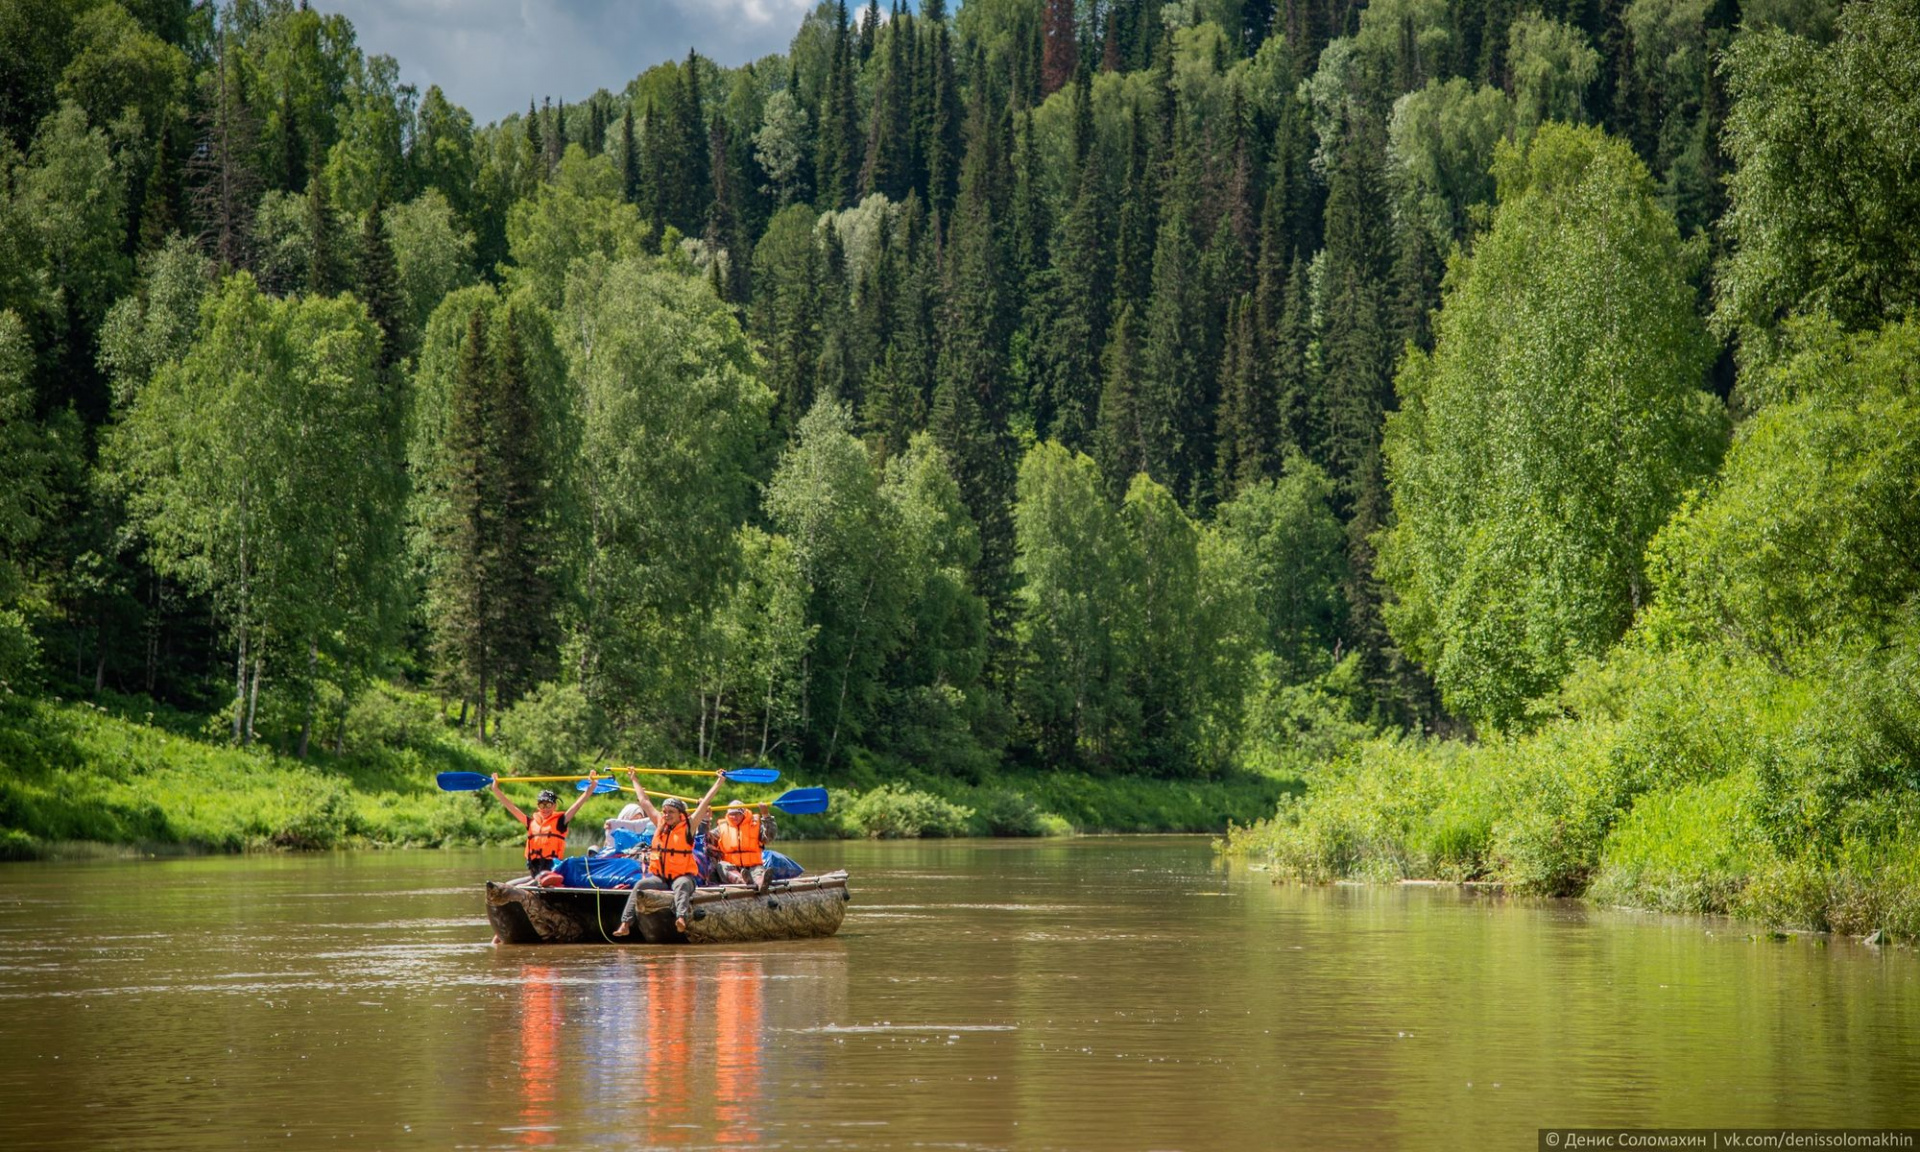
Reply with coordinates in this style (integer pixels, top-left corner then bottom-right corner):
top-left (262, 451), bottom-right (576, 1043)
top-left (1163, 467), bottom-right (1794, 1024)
top-left (489, 770), bottom-right (600, 879)
top-left (612, 770), bottom-right (726, 937)
top-left (708, 798), bottom-right (776, 894)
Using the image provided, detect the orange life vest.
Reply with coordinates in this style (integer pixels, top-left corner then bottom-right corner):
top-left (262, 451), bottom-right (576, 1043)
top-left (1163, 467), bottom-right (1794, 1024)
top-left (525, 811), bottom-right (568, 861)
top-left (713, 814), bottom-right (763, 867)
top-left (650, 819), bottom-right (699, 880)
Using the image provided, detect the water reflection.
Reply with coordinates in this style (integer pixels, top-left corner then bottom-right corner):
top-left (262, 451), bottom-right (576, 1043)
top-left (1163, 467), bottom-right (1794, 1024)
top-left (0, 842), bottom-right (1913, 1151)
top-left (712, 957), bottom-right (765, 1145)
top-left (513, 964), bottom-right (562, 1146)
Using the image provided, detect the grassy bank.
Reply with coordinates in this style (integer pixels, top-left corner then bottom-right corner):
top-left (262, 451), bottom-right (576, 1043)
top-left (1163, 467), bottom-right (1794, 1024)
top-left (0, 692), bottom-right (1294, 860)
top-left (1222, 644), bottom-right (1920, 943)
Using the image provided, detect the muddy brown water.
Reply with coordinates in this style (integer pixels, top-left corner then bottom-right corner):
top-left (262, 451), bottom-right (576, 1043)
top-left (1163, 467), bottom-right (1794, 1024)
top-left (1, 837), bottom-right (1915, 1149)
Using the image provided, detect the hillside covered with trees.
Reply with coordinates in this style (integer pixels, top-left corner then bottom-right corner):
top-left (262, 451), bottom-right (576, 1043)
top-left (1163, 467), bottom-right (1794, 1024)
top-left (0, 0), bottom-right (1913, 923)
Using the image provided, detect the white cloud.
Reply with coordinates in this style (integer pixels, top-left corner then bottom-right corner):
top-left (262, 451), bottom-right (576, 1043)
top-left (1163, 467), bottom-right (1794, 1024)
top-left (312, 0), bottom-right (817, 125)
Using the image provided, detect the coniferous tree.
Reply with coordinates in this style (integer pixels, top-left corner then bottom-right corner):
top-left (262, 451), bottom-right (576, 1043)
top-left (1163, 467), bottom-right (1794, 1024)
top-left (818, 0), bottom-right (862, 210)
top-left (706, 116), bottom-right (748, 303)
top-left (675, 51), bottom-right (712, 227)
top-left (861, 8), bottom-right (912, 200)
top-left (1039, 72), bottom-right (1113, 451)
top-left (619, 106), bottom-right (640, 205)
top-left (1213, 293), bottom-right (1273, 499)
top-left (437, 306), bottom-right (492, 736)
top-left (860, 0), bottom-right (880, 63)
top-left (1041, 0), bottom-right (1078, 97)
top-left (916, 0), bottom-right (961, 216)
top-left (488, 304), bottom-right (558, 710)
top-left (138, 114), bottom-right (183, 253)
top-left (541, 97), bottom-right (562, 172)
top-left (1136, 121), bottom-right (1206, 503)
top-left (189, 31), bottom-right (262, 272)
top-left (932, 91), bottom-right (1016, 666)
top-left (1094, 300), bottom-right (1146, 495)
top-left (357, 199), bottom-right (405, 372)
top-left (1272, 252), bottom-right (1314, 456)
top-left (525, 97), bottom-right (541, 159)
top-left (305, 175), bottom-right (341, 296)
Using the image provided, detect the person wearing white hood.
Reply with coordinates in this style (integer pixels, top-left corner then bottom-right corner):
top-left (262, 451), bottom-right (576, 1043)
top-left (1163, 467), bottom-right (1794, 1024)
top-left (603, 802), bottom-right (654, 857)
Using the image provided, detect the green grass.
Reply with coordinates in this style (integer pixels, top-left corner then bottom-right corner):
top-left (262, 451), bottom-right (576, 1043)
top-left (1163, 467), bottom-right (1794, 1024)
top-left (0, 691), bottom-right (515, 858)
top-left (0, 690), bottom-right (1299, 858)
top-left (1222, 644), bottom-right (1920, 942)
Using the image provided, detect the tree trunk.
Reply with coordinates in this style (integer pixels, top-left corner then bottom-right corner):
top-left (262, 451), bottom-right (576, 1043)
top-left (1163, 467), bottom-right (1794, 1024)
top-left (297, 641), bottom-right (318, 759)
top-left (246, 656), bottom-right (263, 745)
top-left (822, 574), bottom-right (877, 773)
top-left (233, 621), bottom-right (248, 744)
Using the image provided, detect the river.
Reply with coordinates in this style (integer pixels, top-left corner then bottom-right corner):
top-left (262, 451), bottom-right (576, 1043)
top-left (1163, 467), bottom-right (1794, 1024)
top-left (1, 837), bottom-right (1915, 1149)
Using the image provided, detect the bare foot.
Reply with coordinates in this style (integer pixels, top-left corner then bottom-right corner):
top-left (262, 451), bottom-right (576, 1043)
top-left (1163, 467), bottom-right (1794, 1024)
top-left (675, 916), bottom-right (687, 934)
top-left (611, 921), bottom-right (630, 937)
top-left (492, 934), bottom-right (502, 946)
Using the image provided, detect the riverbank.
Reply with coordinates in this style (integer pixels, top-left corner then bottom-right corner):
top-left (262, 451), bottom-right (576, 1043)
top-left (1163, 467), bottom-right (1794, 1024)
top-left (1221, 646), bottom-right (1920, 944)
top-left (0, 694), bottom-right (1294, 859)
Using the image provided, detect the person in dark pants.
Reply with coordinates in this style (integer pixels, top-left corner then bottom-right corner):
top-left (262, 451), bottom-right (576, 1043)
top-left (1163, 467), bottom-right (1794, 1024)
top-left (709, 799), bottom-right (776, 894)
top-left (613, 772), bottom-right (726, 936)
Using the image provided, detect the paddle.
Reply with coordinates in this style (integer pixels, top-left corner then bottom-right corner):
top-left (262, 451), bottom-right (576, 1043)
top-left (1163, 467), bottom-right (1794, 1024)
top-left (436, 767), bottom-right (779, 792)
top-left (606, 765), bottom-right (782, 784)
top-left (435, 771), bottom-right (597, 791)
top-left (581, 778), bottom-right (831, 816)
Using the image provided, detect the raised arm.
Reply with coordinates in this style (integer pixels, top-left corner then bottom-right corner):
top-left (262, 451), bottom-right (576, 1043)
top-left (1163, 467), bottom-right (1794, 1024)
top-left (627, 771), bottom-right (660, 824)
top-left (562, 769), bottom-right (600, 822)
top-left (490, 776), bottom-right (529, 826)
top-left (690, 772), bottom-right (726, 831)
top-left (759, 803), bottom-right (775, 842)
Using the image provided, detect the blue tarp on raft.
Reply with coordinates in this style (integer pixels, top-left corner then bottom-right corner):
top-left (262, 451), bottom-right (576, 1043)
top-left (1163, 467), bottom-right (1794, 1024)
top-left (554, 848), bottom-right (805, 889)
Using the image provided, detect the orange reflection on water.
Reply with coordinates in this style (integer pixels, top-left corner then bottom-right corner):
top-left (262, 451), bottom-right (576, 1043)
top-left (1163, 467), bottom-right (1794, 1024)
top-left (712, 958), bottom-right (765, 1145)
top-left (516, 964), bottom-right (562, 1146)
top-left (633, 953), bottom-right (767, 1146)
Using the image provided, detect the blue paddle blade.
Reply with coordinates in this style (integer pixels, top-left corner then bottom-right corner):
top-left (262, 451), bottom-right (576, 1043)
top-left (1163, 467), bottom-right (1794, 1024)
top-left (436, 771), bottom-right (493, 792)
top-left (772, 787), bottom-right (829, 815)
top-left (723, 766), bottom-right (781, 784)
top-left (573, 777), bottom-right (623, 794)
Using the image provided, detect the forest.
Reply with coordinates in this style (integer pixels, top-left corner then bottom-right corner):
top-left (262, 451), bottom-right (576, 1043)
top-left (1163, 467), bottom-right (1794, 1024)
top-left (0, 0), bottom-right (1914, 931)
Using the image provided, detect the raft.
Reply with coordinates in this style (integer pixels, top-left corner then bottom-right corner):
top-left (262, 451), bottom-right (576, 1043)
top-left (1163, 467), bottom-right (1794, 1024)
top-left (485, 870), bottom-right (852, 945)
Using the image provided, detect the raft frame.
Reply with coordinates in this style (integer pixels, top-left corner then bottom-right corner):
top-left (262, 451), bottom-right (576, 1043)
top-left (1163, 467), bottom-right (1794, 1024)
top-left (485, 869), bottom-right (851, 945)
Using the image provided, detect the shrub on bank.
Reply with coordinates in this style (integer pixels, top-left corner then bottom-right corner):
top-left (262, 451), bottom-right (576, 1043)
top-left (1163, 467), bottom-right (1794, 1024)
top-left (840, 783), bottom-right (975, 838)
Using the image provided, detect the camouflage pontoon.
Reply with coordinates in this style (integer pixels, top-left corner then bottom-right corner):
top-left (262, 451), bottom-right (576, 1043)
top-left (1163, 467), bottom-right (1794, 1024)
top-left (485, 870), bottom-right (851, 945)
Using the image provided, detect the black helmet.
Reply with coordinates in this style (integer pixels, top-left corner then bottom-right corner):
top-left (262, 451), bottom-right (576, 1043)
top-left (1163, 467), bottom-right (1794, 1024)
top-left (662, 796), bottom-right (688, 814)
top-left (536, 789), bottom-right (559, 804)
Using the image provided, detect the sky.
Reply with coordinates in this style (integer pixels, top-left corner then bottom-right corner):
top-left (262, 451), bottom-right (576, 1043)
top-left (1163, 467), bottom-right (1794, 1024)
top-left (311, 0), bottom-right (821, 126)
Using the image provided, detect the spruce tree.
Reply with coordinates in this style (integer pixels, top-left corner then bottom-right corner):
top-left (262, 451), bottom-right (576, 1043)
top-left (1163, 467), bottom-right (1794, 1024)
top-left (819, 0), bottom-right (862, 210)
top-left (861, 8), bottom-right (913, 200)
top-left (1273, 252), bottom-right (1313, 457)
top-left (541, 97), bottom-right (561, 172)
top-left (1094, 300), bottom-right (1146, 495)
top-left (933, 92), bottom-right (1017, 668)
top-left (1040, 73), bottom-right (1113, 451)
top-left (860, 0), bottom-right (880, 63)
top-left (305, 174), bottom-right (341, 296)
top-left (138, 114), bottom-right (183, 253)
top-left (488, 304), bottom-right (557, 711)
top-left (1041, 0), bottom-right (1078, 96)
top-left (916, 3), bottom-right (961, 216)
top-left (357, 199), bottom-right (405, 372)
top-left (706, 115), bottom-right (747, 303)
top-left (1136, 121), bottom-right (1205, 503)
top-left (439, 307), bottom-right (492, 737)
top-left (619, 106), bottom-right (640, 204)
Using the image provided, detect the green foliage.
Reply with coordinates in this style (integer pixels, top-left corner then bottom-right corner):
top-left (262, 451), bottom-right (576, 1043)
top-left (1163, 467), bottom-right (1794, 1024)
top-left (495, 680), bottom-right (606, 775)
top-left (563, 255), bottom-right (771, 735)
top-left (840, 782), bottom-right (975, 838)
top-left (1380, 124), bottom-right (1724, 730)
top-left (1716, 0), bottom-right (1920, 347)
top-left (1645, 320), bottom-right (1920, 670)
top-left (505, 145), bottom-right (646, 307)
